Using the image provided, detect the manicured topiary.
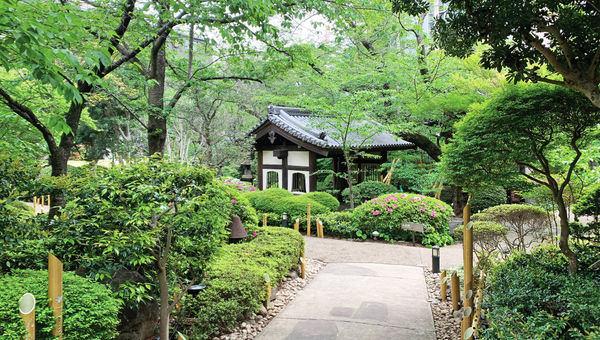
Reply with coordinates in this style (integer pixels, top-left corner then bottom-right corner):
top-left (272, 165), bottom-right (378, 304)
top-left (244, 188), bottom-right (329, 220)
top-left (0, 270), bottom-right (121, 340)
top-left (303, 192), bottom-right (339, 211)
top-left (352, 193), bottom-right (453, 246)
top-left (341, 181), bottom-right (398, 205)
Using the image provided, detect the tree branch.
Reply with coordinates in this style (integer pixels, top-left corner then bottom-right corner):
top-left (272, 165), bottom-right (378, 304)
top-left (537, 24), bottom-right (575, 70)
top-left (559, 134), bottom-right (583, 195)
top-left (524, 33), bottom-right (570, 76)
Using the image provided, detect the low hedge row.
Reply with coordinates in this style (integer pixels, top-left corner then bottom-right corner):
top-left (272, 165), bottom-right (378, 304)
top-left (181, 227), bottom-right (304, 339)
top-left (244, 188), bottom-right (334, 219)
top-left (0, 270), bottom-right (121, 339)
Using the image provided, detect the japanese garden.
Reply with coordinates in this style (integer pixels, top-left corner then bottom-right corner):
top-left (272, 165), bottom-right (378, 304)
top-left (1, 0), bottom-right (599, 339)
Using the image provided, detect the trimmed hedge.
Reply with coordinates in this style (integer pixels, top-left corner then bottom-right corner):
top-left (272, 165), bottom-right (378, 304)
top-left (481, 245), bottom-right (600, 339)
top-left (244, 188), bottom-right (330, 219)
top-left (352, 193), bottom-right (453, 246)
top-left (0, 270), bottom-right (121, 339)
top-left (303, 192), bottom-right (339, 211)
top-left (182, 227), bottom-right (304, 339)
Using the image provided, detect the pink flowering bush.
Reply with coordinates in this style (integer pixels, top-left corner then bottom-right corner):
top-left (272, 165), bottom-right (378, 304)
top-left (220, 177), bottom-right (256, 192)
top-left (352, 193), bottom-right (453, 246)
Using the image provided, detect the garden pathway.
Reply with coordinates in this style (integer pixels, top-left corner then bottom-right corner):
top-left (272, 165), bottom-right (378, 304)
top-left (256, 237), bottom-right (463, 340)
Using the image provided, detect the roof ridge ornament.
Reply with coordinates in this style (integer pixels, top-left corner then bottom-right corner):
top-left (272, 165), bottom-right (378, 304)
top-left (268, 130), bottom-right (276, 144)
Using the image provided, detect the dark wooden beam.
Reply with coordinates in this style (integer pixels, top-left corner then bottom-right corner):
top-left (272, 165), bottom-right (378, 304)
top-left (257, 150), bottom-right (263, 190)
top-left (309, 152), bottom-right (317, 192)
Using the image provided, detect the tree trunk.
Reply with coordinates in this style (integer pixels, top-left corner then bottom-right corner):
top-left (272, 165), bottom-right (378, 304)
top-left (451, 185), bottom-right (466, 217)
top-left (157, 261), bottom-right (170, 340)
top-left (147, 33), bottom-right (168, 156)
top-left (554, 193), bottom-right (579, 274)
top-left (344, 154), bottom-right (355, 209)
top-left (397, 132), bottom-right (441, 162)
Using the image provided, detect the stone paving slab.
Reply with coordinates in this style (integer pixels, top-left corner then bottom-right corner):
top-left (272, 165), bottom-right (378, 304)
top-left (256, 263), bottom-right (436, 340)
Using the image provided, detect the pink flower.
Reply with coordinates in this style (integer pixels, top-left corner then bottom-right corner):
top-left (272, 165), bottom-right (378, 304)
top-left (431, 210), bottom-right (436, 217)
top-left (382, 204), bottom-right (387, 207)
top-left (387, 208), bottom-right (392, 212)
top-left (168, 202), bottom-right (173, 207)
top-left (373, 211), bottom-right (380, 215)
top-left (231, 199), bottom-right (237, 204)
top-left (401, 194), bottom-right (407, 198)
top-left (420, 207), bottom-right (426, 211)
top-left (253, 232), bottom-right (257, 236)
top-left (250, 187), bottom-right (256, 191)
top-left (441, 206), bottom-right (446, 210)
top-left (365, 200), bottom-right (368, 203)
top-left (393, 204), bottom-right (397, 207)
top-left (238, 186), bottom-right (243, 189)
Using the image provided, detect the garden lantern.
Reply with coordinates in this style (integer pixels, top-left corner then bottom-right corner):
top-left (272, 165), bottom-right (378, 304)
top-left (372, 231), bottom-right (379, 240)
top-left (282, 212), bottom-right (288, 228)
top-left (432, 246), bottom-right (440, 273)
top-left (187, 284), bottom-right (207, 297)
top-left (229, 215), bottom-right (248, 243)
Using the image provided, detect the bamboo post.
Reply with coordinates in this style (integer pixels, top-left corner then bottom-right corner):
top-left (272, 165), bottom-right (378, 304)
top-left (463, 202), bottom-right (474, 337)
top-left (264, 273), bottom-right (271, 308)
top-left (41, 195), bottom-right (45, 211)
top-left (472, 269), bottom-right (487, 336)
top-left (440, 271), bottom-right (447, 301)
top-left (306, 204), bottom-right (311, 237)
top-left (294, 218), bottom-right (299, 232)
top-left (451, 272), bottom-right (460, 311)
top-left (33, 196), bottom-right (37, 215)
top-left (48, 254), bottom-right (63, 338)
top-left (19, 293), bottom-right (36, 340)
top-left (263, 213), bottom-right (267, 227)
top-left (300, 254), bottom-right (306, 279)
top-left (47, 195), bottom-right (50, 209)
top-left (177, 332), bottom-right (187, 340)
top-left (461, 306), bottom-right (473, 340)
top-left (316, 219), bottom-right (322, 238)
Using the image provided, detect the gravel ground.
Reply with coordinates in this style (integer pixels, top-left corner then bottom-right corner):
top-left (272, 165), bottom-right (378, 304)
top-left (424, 268), bottom-right (461, 340)
top-left (213, 258), bottom-right (326, 340)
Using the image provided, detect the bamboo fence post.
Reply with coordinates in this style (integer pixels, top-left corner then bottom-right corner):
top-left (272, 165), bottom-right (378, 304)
top-left (440, 271), bottom-right (447, 301)
top-left (47, 195), bottom-right (50, 209)
top-left (472, 269), bottom-right (487, 336)
top-left (264, 273), bottom-right (271, 308)
top-left (463, 201), bottom-right (474, 340)
top-left (300, 254), bottom-right (306, 279)
top-left (316, 219), bottom-right (322, 238)
top-left (41, 195), bottom-right (45, 210)
top-left (263, 213), bottom-right (267, 227)
top-left (451, 272), bottom-right (460, 311)
top-left (48, 254), bottom-right (63, 338)
top-left (294, 218), bottom-right (299, 232)
top-left (33, 196), bottom-right (37, 215)
top-left (177, 332), bottom-right (187, 340)
top-left (19, 293), bottom-right (36, 340)
top-left (306, 204), bottom-right (311, 237)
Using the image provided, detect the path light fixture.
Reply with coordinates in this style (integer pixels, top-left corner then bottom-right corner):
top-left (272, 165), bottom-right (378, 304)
top-left (282, 212), bottom-right (288, 228)
top-left (229, 215), bottom-right (248, 244)
top-left (432, 246), bottom-right (440, 273)
top-left (372, 231), bottom-right (379, 240)
top-left (187, 284), bottom-right (207, 297)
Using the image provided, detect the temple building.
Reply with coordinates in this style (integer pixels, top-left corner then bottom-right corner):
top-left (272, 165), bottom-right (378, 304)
top-left (247, 106), bottom-right (415, 194)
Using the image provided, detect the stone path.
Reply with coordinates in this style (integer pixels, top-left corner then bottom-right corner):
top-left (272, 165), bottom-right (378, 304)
top-left (256, 237), bottom-right (464, 340)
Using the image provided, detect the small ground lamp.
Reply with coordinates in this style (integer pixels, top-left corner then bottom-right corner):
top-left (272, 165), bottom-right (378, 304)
top-left (282, 212), bottom-right (288, 228)
top-left (187, 284), bottom-right (207, 297)
top-left (432, 246), bottom-right (440, 273)
top-left (372, 231), bottom-right (379, 240)
top-left (229, 215), bottom-right (248, 243)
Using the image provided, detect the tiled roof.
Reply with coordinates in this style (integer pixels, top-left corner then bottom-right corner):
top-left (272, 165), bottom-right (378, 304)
top-left (248, 106), bottom-right (415, 150)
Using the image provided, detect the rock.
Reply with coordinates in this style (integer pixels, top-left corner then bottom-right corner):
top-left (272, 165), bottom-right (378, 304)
top-left (259, 304), bottom-right (268, 316)
top-left (288, 270), bottom-right (299, 279)
top-left (269, 287), bottom-right (278, 301)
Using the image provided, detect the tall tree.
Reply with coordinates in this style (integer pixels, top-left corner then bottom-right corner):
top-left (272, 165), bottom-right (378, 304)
top-left (440, 83), bottom-right (600, 274)
top-left (391, 0), bottom-right (600, 107)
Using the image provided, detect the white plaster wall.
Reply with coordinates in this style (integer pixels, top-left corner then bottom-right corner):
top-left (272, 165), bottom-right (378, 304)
top-left (262, 150), bottom-right (282, 165)
top-left (288, 170), bottom-right (310, 193)
top-left (287, 151), bottom-right (310, 167)
top-left (263, 169), bottom-right (282, 190)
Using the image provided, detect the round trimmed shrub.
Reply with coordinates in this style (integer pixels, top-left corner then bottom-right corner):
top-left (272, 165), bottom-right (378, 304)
top-left (244, 188), bottom-right (329, 219)
top-left (470, 186), bottom-right (507, 213)
top-left (0, 270), bottom-right (121, 339)
top-left (341, 181), bottom-right (397, 205)
top-left (303, 192), bottom-right (340, 211)
top-left (352, 193), bottom-right (453, 246)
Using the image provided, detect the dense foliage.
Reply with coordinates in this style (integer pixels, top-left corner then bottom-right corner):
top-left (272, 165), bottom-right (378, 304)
top-left (244, 188), bottom-right (332, 219)
top-left (341, 181), bottom-right (398, 206)
top-left (573, 182), bottom-right (600, 219)
top-left (180, 227), bottom-right (304, 339)
top-left (352, 193), bottom-right (453, 246)
top-left (0, 270), bottom-right (121, 339)
top-left (470, 187), bottom-right (507, 213)
top-left (454, 221), bottom-right (508, 269)
top-left (481, 245), bottom-right (600, 339)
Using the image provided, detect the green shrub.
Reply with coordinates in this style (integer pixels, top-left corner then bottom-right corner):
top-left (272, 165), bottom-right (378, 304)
top-left (341, 181), bottom-right (397, 205)
top-left (0, 270), bottom-right (121, 339)
top-left (244, 188), bottom-right (329, 220)
top-left (573, 182), bottom-right (600, 218)
top-left (182, 227), bottom-right (304, 339)
top-left (304, 192), bottom-right (340, 211)
top-left (470, 186), bottom-right (507, 213)
top-left (351, 193), bottom-right (453, 246)
top-left (454, 221), bottom-right (508, 269)
top-left (480, 245), bottom-right (600, 339)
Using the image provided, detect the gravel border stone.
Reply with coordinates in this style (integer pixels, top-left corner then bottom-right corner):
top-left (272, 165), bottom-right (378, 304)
top-left (213, 258), bottom-right (326, 340)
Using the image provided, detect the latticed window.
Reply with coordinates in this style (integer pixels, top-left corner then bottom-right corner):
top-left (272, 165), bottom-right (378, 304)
top-left (291, 172), bottom-right (306, 192)
top-left (363, 164), bottom-right (380, 182)
top-left (266, 171), bottom-right (279, 188)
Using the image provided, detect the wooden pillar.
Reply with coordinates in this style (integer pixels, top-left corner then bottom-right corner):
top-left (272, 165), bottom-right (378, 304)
top-left (306, 204), bottom-right (311, 237)
top-left (308, 152), bottom-right (317, 192)
top-left (257, 150), bottom-right (264, 190)
top-left (263, 213), bottom-right (267, 227)
top-left (451, 272), bottom-right (460, 311)
top-left (48, 254), bottom-right (63, 338)
top-left (33, 196), bottom-right (37, 215)
top-left (440, 271), bottom-right (447, 301)
top-left (300, 254), bottom-right (306, 279)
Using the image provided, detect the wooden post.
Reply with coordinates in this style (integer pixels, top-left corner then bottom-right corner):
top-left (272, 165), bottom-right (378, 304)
top-left (451, 272), bottom-right (460, 311)
top-left (41, 195), bottom-right (45, 211)
top-left (300, 254), bottom-right (306, 279)
top-left (461, 306), bottom-right (473, 340)
top-left (265, 282), bottom-right (271, 308)
top-left (177, 332), bottom-right (187, 340)
top-left (294, 218), bottom-right (299, 232)
top-left (306, 204), bottom-right (311, 237)
top-left (317, 219), bottom-right (323, 238)
top-left (463, 202), bottom-right (474, 338)
top-left (440, 271), bottom-right (447, 301)
top-left (263, 213), bottom-right (267, 227)
top-left (47, 195), bottom-right (50, 208)
top-left (472, 269), bottom-right (487, 336)
top-left (19, 293), bottom-right (36, 340)
top-left (33, 196), bottom-right (37, 215)
top-left (48, 254), bottom-right (63, 339)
